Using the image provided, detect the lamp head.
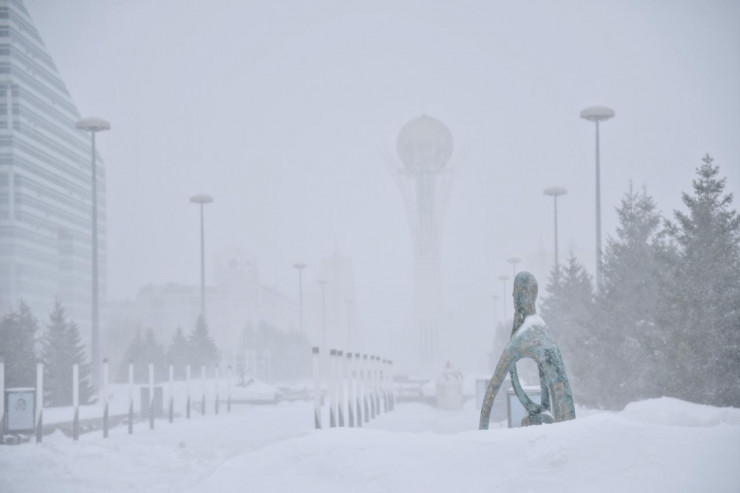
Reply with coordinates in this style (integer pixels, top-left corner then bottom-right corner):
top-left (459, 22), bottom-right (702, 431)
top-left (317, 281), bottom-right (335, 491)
top-left (544, 186), bottom-right (567, 197)
top-left (580, 106), bottom-right (615, 122)
top-left (190, 194), bottom-right (214, 205)
top-left (76, 117), bottom-right (110, 132)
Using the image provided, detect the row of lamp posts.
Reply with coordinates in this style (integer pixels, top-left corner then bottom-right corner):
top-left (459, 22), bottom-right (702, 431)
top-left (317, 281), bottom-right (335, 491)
top-left (74, 116), bottom-right (218, 397)
top-left (75, 104), bottom-right (612, 407)
top-left (493, 105), bottom-right (614, 325)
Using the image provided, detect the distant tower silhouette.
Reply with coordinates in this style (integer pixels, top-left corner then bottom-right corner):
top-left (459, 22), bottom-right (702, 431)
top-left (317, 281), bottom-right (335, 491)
top-left (391, 115), bottom-right (454, 371)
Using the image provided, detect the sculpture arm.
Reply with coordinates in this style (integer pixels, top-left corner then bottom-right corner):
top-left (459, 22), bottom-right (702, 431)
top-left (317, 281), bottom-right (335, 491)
top-left (538, 365), bottom-right (550, 411)
top-left (479, 346), bottom-right (515, 430)
top-left (510, 364), bottom-right (547, 415)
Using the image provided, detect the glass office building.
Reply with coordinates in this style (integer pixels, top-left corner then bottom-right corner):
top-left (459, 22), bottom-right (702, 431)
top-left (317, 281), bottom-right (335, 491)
top-left (0, 0), bottom-right (105, 337)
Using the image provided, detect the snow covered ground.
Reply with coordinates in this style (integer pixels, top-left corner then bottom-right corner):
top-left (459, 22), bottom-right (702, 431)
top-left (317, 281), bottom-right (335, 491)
top-left (1, 395), bottom-right (738, 492)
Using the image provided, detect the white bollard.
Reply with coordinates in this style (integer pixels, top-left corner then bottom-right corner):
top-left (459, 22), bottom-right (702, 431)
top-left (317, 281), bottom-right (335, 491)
top-left (214, 365), bottom-right (220, 415)
top-left (370, 356), bottom-right (377, 417)
top-left (148, 362), bottom-right (155, 430)
top-left (375, 356), bottom-right (382, 415)
top-left (354, 352), bottom-right (362, 427)
top-left (363, 354), bottom-right (370, 422)
top-left (35, 362), bottom-right (43, 443)
top-left (201, 365), bottom-right (206, 416)
top-left (383, 360), bottom-right (390, 412)
top-left (389, 360), bottom-right (395, 411)
top-left (371, 356), bottom-right (377, 417)
top-left (186, 364), bottom-right (191, 419)
top-left (329, 349), bottom-right (337, 428)
top-left (102, 358), bottom-right (109, 438)
top-left (378, 358), bottom-right (388, 413)
top-left (128, 360), bottom-right (134, 434)
top-left (312, 347), bottom-right (321, 429)
top-left (337, 350), bottom-right (345, 427)
top-left (227, 365), bottom-right (232, 413)
top-left (0, 358), bottom-right (4, 438)
top-left (72, 363), bottom-right (79, 440)
top-left (168, 364), bottom-right (174, 423)
top-left (347, 352), bottom-right (354, 427)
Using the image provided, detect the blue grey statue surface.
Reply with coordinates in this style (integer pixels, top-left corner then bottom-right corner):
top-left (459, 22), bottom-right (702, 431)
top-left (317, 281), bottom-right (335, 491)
top-left (479, 272), bottom-right (575, 429)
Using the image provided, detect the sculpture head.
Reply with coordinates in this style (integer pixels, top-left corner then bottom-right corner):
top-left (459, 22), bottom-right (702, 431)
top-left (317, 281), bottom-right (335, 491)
top-left (512, 271), bottom-right (538, 318)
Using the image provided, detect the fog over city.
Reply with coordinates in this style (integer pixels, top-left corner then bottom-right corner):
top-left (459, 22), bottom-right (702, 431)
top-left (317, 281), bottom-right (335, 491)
top-left (23, 0), bottom-right (740, 370)
top-left (1, 1), bottom-right (739, 491)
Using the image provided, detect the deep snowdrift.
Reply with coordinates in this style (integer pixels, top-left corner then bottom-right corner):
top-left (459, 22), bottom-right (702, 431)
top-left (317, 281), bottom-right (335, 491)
top-left (1, 397), bottom-right (738, 493)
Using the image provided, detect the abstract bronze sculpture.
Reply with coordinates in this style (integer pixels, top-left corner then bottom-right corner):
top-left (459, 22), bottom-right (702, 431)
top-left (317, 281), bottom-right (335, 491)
top-left (479, 272), bottom-right (575, 429)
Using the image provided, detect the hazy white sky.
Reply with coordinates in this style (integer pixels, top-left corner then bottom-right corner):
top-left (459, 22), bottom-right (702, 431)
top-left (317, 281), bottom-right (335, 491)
top-left (25, 0), bottom-right (740, 367)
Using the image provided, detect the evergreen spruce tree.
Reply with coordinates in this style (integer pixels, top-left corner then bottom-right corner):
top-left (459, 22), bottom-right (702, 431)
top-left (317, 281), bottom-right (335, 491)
top-left (118, 328), bottom-right (168, 382)
top-left (119, 328), bottom-right (145, 383)
top-left (0, 301), bottom-right (38, 388)
top-left (598, 184), bottom-right (672, 407)
top-left (142, 328), bottom-right (166, 381)
top-left (189, 315), bottom-right (218, 371)
top-left (41, 301), bottom-right (93, 406)
top-left (665, 155), bottom-right (740, 406)
top-left (166, 326), bottom-right (191, 379)
top-left (540, 253), bottom-right (598, 406)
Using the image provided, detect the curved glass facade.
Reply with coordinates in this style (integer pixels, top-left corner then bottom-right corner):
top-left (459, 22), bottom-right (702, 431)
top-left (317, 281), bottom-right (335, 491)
top-left (0, 0), bottom-right (105, 339)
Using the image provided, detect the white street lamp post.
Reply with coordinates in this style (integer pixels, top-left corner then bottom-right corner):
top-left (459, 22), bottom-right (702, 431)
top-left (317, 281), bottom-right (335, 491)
top-left (580, 105), bottom-right (615, 292)
top-left (543, 186), bottom-right (568, 273)
top-left (190, 194), bottom-right (214, 321)
top-left (75, 117), bottom-right (110, 391)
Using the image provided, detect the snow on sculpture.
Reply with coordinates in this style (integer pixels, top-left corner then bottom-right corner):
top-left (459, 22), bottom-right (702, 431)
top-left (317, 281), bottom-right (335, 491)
top-left (479, 272), bottom-right (576, 429)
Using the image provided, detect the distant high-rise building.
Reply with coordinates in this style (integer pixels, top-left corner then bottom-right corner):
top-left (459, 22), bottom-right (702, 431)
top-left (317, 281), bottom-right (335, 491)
top-left (392, 115), bottom-right (454, 372)
top-left (106, 247), bottom-right (296, 372)
top-left (0, 0), bottom-right (105, 338)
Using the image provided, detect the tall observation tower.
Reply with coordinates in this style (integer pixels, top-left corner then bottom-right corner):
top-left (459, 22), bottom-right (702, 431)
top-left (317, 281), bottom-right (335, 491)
top-left (392, 115), bottom-right (454, 372)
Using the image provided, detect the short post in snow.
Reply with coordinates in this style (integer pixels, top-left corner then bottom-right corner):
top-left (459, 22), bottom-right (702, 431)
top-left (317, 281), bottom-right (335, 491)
top-left (369, 356), bottom-right (376, 420)
top-left (72, 363), bottom-right (79, 441)
top-left (102, 358), bottom-right (109, 438)
top-left (214, 364), bottom-right (220, 416)
top-left (227, 365), bottom-right (232, 413)
top-left (186, 364), bottom-right (191, 419)
top-left (355, 352), bottom-right (362, 427)
top-left (128, 360), bottom-right (134, 434)
top-left (380, 359), bottom-right (390, 413)
top-left (347, 352), bottom-right (354, 427)
top-left (200, 365), bottom-right (206, 416)
top-left (375, 356), bottom-right (382, 416)
top-left (362, 354), bottom-right (370, 423)
top-left (0, 358), bottom-right (4, 439)
top-left (337, 350), bottom-right (345, 427)
top-left (389, 360), bottom-right (395, 411)
top-left (373, 356), bottom-right (381, 417)
top-left (329, 349), bottom-right (337, 428)
top-left (312, 347), bottom-right (321, 429)
top-left (148, 362), bottom-right (155, 430)
top-left (35, 362), bottom-right (43, 443)
top-left (385, 359), bottom-right (393, 411)
top-left (168, 363), bottom-right (174, 423)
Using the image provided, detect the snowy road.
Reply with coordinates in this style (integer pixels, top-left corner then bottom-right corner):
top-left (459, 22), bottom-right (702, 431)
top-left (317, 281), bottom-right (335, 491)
top-left (1, 398), bottom-right (739, 492)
